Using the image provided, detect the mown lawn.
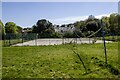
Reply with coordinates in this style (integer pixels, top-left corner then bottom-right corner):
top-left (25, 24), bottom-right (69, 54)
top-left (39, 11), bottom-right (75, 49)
top-left (2, 42), bottom-right (119, 78)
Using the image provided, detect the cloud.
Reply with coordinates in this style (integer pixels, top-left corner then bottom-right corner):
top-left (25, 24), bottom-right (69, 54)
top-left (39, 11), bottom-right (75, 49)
top-left (95, 14), bottom-right (111, 19)
top-left (50, 16), bottom-right (88, 25)
top-left (50, 13), bottom-right (111, 25)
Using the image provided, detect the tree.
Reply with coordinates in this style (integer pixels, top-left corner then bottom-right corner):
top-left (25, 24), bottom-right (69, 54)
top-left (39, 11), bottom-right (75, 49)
top-left (101, 16), bottom-right (110, 35)
top-left (109, 13), bottom-right (119, 35)
top-left (118, 14), bottom-right (120, 35)
top-left (5, 22), bottom-right (18, 34)
top-left (0, 20), bottom-right (6, 39)
top-left (32, 19), bottom-right (55, 38)
top-left (17, 26), bottom-right (22, 33)
top-left (74, 21), bottom-right (85, 30)
top-left (63, 31), bottom-right (73, 38)
top-left (83, 17), bottom-right (101, 37)
top-left (32, 25), bottom-right (37, 33)
top-left (86, 21), bottom-right (99, 32)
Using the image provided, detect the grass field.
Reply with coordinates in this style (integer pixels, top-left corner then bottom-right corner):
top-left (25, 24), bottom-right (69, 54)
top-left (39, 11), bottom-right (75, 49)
top-left (2, 42), bottom-right (119, 78)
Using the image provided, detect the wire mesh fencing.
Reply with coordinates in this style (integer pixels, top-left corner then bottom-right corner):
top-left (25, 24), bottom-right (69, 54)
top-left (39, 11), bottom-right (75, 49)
top-left (2, 33), bottom-right (37, 46)
top-left (2, 33), bottom-right (100, 46)
top-left (2, 33), bottom-right (116, 47)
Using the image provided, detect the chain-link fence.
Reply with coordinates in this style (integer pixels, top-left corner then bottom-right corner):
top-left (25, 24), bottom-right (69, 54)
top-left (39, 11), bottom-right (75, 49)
top-left (2, 33), bottom-right (97, 46)
top-left (3, 33), bottom-right (37, 46)
top-left (2, 32), bottom-right (118, 47)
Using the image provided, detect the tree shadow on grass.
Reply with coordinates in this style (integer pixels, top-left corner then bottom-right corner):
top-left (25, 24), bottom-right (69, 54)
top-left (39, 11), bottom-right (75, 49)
top-left (85, 57), bottom-right (120, 76)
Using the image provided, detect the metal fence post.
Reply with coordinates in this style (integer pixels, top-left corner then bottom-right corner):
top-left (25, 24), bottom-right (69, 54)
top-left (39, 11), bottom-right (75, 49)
top-left (76, 38), bottom-right (77, 44)
top-left (9, 34), bottom-right (11, 46)
top-left (22, 32), bottom-right (24, 46)
top-left (62, 37), bottom-right (64, 44)
top-left (3, 34), bottom-right (5, 47)
top-left (35, 33), bottom-right (38, 46)
top-left (101, 20), bottom-right (107, 64)
top-left (89, 38), bottom-right (90, 44)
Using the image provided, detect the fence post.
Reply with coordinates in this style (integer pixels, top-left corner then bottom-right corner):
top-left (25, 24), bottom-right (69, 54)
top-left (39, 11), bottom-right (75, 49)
top-left (89, 38), bottom-right (90, 44)
top-left (62, 37), bottom-right (64, 44)
top-left (4, 34), bottom-right (5, 47)
top-left (76, 38), bottom-right (77, 44)
top-left (22, 32), bottom-right (24, 46)
top-left (101, 20), bottom-right (107, 64)
top-left (35, 33), bottom-right (38, 46)
top-left (9, 35), bottom-right (11, 46)
top-left (49, 38), bottom-right (50, 45)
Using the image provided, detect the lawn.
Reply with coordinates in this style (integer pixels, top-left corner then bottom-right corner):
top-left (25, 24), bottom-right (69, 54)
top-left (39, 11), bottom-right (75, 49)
top-left (2, 42), bottom-right (119, 78)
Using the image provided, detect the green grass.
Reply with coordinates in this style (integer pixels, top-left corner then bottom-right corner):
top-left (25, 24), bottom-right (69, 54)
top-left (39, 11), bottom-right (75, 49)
top-left (0, 40), bottom-right (2, 78)
top-left (2, 43), bottom-right (119, 78)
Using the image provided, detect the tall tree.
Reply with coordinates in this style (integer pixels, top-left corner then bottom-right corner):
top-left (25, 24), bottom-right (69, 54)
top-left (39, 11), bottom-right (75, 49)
top-left (32, 19), bottom-right (55, 38)
top-left (86, 18), bottom-right (100, 32)
top-left (109, 13), bottom-right (119, 35)
top-left (101, 16), bottom-right (110, 34)
top-left (17, 26), bottom-right (22, 33)
top-left (0, 20), bottom-right (6, 39)
top-left (5, 22), bottom-right (18, 34)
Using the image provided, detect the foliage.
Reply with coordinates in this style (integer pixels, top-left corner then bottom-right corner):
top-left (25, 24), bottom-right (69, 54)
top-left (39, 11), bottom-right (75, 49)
top-left (32, 19), bottom-right (55, 38)
top-left (63, 31), bottom-right (73, 38)
top-left (73, 13), bottom-right (120, 37)
top-left (0, 20), bottom-right (6, 39)
top-left (0, 20), bottom-right (6, 35)
top-left (17, 26), bottom-right (22, 33)
top-left (101, 16), bottom-right (110, 34)
top-left (86, 20), bottom-right (100, 32)
top-left (109, 13), bottom-right (120, 35)
top-left (2, 13), bottom-right (120, 38)
top-left (5, 22), bottom-right (18, 34)
top-left (52, 32), bottom-right (62, 38)
top-left (73, 17), bottom-right (101, 37)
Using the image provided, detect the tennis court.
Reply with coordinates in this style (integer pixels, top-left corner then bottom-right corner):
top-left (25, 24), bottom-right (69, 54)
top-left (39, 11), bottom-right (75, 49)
top-left (12, 38), bottom-right (112, 46)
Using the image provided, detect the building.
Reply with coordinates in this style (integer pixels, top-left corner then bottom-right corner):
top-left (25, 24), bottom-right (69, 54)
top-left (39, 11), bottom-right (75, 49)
top-left (53, 24), bottom-right (75, 33)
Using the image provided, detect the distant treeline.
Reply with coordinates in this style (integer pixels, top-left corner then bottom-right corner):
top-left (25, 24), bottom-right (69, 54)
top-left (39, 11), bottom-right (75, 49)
top-left (0, 13), bottom-right (120, 39)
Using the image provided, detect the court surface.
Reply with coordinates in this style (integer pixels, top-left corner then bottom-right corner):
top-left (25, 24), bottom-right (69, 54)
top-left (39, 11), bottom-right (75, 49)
top-left (13, 38), bottom-right (112, 46)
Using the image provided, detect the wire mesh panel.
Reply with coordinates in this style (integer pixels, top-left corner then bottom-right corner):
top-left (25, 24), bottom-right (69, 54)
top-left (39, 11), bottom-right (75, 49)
top-left (3, 33), bottom-right (37, 46)
top-left (3, 33), bottom-right (22, 46)
top-left (2, 29), bottom-right (116, 47)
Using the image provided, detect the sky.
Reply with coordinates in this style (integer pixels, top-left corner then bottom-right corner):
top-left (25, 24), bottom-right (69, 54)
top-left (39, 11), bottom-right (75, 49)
top-left (2, 2), bottom-right (118, 28)
top-left (1, 0), bottom-right (119, 2)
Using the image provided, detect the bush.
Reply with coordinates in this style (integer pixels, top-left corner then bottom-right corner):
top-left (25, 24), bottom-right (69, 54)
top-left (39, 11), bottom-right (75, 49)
top-left (63, 31), bottom-right (73, 38)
